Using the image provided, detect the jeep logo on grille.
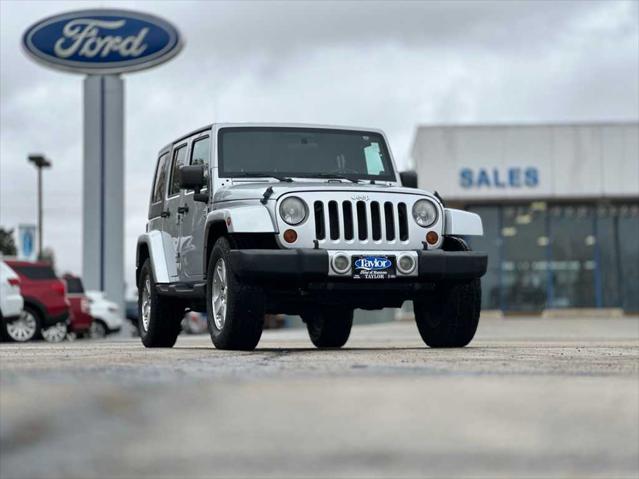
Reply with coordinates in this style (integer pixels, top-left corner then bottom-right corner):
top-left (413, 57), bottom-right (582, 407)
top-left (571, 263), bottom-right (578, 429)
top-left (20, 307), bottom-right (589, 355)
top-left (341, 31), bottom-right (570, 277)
top-left (354, 257), bottom-right (392, 271)
top-left (351, 194), bottom-right (370, 201)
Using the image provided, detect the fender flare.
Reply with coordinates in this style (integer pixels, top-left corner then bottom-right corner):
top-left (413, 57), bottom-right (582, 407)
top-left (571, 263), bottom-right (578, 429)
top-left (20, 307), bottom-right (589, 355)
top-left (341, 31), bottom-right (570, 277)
top-left (136, 231), bottom-right (177, 284)
top-left (203, 205), bottom-right (277, 271)
top-left (443, 208), bottom-right (483, 236)
top-left (206, 204), bottom-right (276, 234)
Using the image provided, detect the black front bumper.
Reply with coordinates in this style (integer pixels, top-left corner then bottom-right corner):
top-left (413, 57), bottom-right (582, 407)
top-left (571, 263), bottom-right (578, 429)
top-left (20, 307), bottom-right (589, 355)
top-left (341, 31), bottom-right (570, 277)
top-left (229, 249), bottom-right (487, 284)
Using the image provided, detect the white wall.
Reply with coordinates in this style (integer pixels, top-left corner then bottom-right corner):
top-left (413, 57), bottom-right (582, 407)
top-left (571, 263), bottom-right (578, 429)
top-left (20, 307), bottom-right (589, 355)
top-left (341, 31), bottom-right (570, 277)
top-left (411, 123), bottom-right (639, 200)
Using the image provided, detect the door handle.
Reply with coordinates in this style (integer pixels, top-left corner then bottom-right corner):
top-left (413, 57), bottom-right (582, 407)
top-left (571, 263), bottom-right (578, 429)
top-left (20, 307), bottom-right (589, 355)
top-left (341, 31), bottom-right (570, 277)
top-left (177, 205), bottom-right (189, 214)
top-left (160, 210), bottom-right (171, 218)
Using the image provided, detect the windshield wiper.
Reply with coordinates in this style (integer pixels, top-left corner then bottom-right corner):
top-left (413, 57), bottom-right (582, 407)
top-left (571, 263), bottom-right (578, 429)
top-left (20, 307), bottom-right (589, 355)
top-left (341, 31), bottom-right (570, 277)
top-left (233, 173), bottom-right (293, 182)
top-left (314, 173), bottom-right (361, 183)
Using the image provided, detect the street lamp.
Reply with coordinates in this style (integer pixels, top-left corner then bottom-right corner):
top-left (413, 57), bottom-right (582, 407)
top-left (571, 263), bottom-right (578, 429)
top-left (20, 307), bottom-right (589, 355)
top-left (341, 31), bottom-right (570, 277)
top-left (27, 154), bottom-right (51, 260)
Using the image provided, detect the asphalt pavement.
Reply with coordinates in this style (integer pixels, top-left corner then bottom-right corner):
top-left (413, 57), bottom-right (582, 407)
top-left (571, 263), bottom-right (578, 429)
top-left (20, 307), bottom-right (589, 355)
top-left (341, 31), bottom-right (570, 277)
top-left (1, 317), bottom-right (638, 479)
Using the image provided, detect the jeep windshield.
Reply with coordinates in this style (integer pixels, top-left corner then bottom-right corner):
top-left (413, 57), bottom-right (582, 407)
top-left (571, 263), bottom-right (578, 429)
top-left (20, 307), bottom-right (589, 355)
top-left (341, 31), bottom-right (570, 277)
top-left (218, 127), bottom-right (396, 182)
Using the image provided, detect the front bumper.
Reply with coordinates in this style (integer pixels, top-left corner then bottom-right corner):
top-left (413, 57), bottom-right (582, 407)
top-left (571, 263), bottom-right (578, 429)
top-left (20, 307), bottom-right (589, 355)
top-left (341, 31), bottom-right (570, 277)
top-left (229, 248), bottom-right (487, 284)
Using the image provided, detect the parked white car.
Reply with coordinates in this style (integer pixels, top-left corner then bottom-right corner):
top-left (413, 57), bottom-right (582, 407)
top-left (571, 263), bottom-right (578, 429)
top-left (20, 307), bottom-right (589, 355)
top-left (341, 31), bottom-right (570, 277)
top-left (85, 291), bottom-right (123, 338)
top-left (0, 259), bottom-right (26, 341)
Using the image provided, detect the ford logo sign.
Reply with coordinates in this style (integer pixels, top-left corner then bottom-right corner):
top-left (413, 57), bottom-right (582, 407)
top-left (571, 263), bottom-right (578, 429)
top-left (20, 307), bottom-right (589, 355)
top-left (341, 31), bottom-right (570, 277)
top-left (354, 257), bottom-right (392, 271)
top-left (22, 9), bottom-right (182, 74)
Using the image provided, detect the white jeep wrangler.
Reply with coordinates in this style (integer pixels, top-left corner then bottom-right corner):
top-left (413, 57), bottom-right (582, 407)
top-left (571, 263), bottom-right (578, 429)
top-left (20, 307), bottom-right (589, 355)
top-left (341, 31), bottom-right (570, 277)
top-left (136, 124), bottom-right (487, 350)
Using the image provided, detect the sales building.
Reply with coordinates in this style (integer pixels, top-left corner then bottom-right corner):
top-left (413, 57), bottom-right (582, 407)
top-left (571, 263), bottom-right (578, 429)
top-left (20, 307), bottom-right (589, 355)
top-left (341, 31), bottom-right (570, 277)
top-left (412, 122), bottom-right (639, 313)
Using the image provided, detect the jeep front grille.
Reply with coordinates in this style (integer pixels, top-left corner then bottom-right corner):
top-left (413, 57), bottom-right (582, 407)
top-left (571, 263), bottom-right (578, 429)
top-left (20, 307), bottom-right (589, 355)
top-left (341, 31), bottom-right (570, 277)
top-left (313, 200), bottom-right (409, 243)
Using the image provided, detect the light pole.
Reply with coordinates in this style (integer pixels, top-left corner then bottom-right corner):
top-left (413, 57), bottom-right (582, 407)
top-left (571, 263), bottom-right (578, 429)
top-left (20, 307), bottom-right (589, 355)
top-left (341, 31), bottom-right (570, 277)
top-left (27, 154), bottom-right (51, 260)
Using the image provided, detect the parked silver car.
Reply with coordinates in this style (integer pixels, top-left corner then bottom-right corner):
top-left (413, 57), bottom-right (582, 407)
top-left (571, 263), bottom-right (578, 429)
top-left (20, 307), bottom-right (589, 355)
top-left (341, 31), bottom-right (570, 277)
top-left (136, 124), bottom-right (487, 350)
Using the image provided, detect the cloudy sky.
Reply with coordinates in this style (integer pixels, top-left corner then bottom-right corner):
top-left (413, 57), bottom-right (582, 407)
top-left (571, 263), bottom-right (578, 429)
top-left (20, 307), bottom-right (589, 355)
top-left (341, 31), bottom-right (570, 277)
top-left (1, 0), bottom-right (638, 293)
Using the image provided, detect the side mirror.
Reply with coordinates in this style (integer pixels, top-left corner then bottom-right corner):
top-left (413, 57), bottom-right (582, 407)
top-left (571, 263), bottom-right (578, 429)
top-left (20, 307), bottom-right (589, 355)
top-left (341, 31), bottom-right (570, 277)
top-left (179, 165), bottom-right (209, 203)
top-left (179, 164), bottom-right (206, 190)
top-left (400, 170), bottom-right (418, 188)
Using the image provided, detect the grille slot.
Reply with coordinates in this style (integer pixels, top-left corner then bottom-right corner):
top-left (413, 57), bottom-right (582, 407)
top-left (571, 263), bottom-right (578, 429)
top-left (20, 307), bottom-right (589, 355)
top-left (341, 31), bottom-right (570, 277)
top-left (342, 201), bottom-right (354, 240)
top-left (371, 201), bottom-right (382, 240)
top-left (356, 201), bottom-right (367, 240)
top-left (328, 201), bottom-right (340, 240)
top-left (313, 198), bottom-right (410, 244)
top-left (384, 202), bottom-right (395, 241)
top-left (314, 201), bottom-right (325, 240)
top-left (398, 202), bottom-right (409, 241)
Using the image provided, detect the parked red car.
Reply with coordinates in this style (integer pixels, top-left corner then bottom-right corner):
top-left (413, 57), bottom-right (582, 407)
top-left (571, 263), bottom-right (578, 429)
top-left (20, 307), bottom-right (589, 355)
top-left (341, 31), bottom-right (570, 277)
top-left (62, 274), bottom-right (93, 337)
top-left (4, 260), bottom-right (71, 342)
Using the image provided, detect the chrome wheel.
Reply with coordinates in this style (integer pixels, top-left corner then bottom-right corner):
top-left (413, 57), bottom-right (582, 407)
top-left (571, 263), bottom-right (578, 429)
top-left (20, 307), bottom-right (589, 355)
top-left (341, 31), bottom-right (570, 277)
top-left (90, 320), bottom-right (107, 339)
top-left (141, 276), bottom-right (152, 332)
top-left (6, 311), bottom-right (37, 342)
top-left (212, 258), bottom-right (228, 330)
top-left (42, 322), bottom-right (67, 343)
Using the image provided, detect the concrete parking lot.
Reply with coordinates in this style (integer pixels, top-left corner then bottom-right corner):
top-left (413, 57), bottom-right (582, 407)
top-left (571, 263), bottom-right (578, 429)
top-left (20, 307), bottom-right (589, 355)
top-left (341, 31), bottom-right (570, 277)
top-left (1, 317), bottom-right (638, 479)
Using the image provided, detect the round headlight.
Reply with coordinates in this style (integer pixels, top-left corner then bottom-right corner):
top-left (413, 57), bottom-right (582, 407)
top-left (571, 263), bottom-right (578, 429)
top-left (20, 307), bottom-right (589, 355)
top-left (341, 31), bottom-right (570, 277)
top-left (279, 196), bottom-right (308, 225)
top-left (412, 199), bottom-right (438, 227)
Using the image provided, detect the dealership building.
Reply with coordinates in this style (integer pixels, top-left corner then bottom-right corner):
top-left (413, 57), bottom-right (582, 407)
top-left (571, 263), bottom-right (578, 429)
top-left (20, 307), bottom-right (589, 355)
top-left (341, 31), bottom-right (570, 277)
top-left (411, 122), bottom-right (639, 314)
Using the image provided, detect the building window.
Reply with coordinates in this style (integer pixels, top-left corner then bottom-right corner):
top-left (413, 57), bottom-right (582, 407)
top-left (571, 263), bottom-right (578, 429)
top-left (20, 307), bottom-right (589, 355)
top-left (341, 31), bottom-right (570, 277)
top-left (549, 205), bottom-right (596, 308)
top-left (501, 204), bottom-right (548, 311)
top-left (618, 204), bottom-right (639, 312)
top-left (466, 201), bottom-right (639, 313)
top-left (466, 206), bottom-right (500, 310)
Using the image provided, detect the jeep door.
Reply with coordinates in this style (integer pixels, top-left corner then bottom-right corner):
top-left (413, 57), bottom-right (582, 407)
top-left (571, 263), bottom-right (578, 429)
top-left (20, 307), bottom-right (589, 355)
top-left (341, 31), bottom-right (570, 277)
top-left (178, 133), bottom-right (211, 281)
top-left (164, 142), bottom-right (189, 277)
top-left (148, 149), bottom-right (179, 282)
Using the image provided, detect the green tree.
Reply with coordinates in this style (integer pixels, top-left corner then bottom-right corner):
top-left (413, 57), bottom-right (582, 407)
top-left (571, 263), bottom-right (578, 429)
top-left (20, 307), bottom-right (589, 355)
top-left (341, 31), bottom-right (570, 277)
top-left (0, 228), bottom-right (17, 256)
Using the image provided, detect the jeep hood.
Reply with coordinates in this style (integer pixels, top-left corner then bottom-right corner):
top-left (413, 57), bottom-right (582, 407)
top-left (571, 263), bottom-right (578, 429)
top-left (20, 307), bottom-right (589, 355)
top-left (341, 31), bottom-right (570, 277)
top-left (213, 181), bottom-right (435, 203)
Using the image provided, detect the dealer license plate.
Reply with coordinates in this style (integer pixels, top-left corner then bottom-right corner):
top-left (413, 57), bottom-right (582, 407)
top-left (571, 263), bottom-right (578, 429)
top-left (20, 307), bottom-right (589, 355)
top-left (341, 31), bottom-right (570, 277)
top-left (352, 255), bottom-right (396, 280)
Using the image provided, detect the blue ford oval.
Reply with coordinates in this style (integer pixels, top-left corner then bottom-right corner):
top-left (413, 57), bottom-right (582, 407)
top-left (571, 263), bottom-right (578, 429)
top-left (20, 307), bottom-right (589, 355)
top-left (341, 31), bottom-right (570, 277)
top-left (23, 9), bottom-right (182, 74)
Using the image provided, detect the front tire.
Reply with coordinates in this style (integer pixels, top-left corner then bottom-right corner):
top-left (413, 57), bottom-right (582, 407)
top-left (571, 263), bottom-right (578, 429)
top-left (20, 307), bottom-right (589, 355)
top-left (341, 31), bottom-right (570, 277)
top-left (206, 237), bottom-right (264, 351)
top-left (138, 259), bottom-right (184, 348)
top-left (41, 321), bottom-right (68, 343)
top-left (90, 319), bottom-right (108, 339)
top-left (414, 279), bottom-right (481, 347)
top-left (414, 236), bottom-right (481, 348)
top-left (303, 308), bottom-right (353, 348)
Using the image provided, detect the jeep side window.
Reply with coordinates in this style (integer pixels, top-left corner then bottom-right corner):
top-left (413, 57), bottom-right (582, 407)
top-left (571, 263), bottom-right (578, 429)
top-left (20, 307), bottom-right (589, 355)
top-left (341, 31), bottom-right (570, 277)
top-left (151, 152), bottom-right (169, 204)
top-left (190, 136), bottom-right (210, 169)
top-left (168, 144), bottom-right (188, 197)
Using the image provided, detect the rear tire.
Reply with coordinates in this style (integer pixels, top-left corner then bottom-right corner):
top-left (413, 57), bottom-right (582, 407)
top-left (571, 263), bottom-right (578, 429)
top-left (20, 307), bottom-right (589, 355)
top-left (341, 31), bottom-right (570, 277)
top-left (303, 308), bottom-right (353, 348)
top-left (138, 259), bottom-right (184, 348)
top-left (41, 321), bottom-right (68, 343)
top-left (414, 235), bottom-right (481, 348)
top-left (206, 237), bottom-right (264, 351)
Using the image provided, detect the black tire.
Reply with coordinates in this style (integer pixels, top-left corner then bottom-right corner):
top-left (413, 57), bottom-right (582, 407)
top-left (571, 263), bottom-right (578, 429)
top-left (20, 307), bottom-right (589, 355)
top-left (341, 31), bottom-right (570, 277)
top-left (206, 237), bottom-right (264, 351)
top-left (414, 236), bottom-right (481, 348)
top-left (138, 259), bottom-right (185, 348)
top-left (303, 308), bottom-right (353, 348)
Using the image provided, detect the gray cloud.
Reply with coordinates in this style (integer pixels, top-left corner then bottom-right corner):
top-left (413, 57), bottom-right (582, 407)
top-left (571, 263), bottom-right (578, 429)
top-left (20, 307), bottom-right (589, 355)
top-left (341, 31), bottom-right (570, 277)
top-left (1, 0), bottom-right (637, 294)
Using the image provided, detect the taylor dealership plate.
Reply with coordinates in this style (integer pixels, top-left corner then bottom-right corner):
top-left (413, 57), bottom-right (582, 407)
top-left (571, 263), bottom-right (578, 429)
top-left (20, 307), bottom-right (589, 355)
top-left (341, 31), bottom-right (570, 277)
top-left (352, 255), bottom-right (396, 280)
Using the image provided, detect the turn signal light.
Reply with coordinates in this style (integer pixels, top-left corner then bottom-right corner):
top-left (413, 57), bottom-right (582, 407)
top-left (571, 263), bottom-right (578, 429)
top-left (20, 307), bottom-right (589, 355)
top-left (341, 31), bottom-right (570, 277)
top-left (426, 231), bottom-right (439, 245)
top-left (283, 229), bottom-right (298, 243)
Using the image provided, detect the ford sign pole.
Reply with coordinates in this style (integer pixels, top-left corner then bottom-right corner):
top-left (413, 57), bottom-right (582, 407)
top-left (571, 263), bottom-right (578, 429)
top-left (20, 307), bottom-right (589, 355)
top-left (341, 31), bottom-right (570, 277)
top-left (83, 75), bottom-right (125, 308)
top-left (23, 10), bottom-right (182, 311)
